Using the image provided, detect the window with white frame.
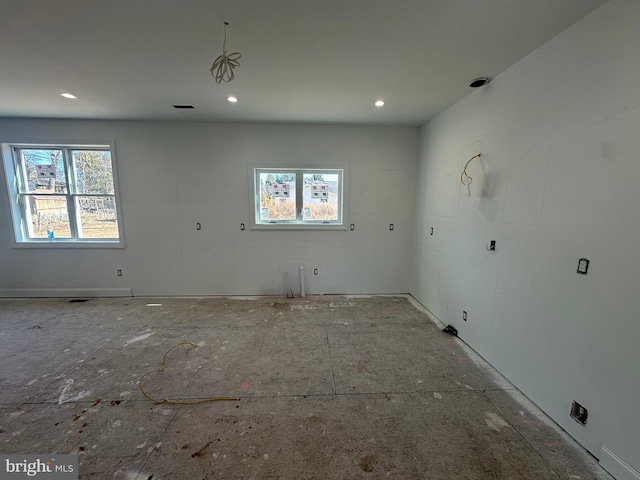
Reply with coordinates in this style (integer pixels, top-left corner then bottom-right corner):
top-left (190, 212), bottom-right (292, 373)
top-left (252, 168), bottom-right (345, 228)
top-left (2, 143), bottom-right (124, 246)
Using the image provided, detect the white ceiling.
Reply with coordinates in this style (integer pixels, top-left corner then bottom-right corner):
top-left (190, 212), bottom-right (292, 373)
top-left (0, 0), bottom-right (608, 126)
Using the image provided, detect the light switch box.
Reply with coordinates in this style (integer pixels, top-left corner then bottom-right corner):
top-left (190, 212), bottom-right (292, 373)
top-left (577, 258), bottom-right (590, 275)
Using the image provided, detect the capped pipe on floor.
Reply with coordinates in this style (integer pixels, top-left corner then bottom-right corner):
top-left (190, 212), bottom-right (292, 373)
top-left (300, 266), bottom-right (306, 298)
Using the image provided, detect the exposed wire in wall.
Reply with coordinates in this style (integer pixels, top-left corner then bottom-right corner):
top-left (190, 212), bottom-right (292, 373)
top-left (461, 153), bottom-right (481, 197)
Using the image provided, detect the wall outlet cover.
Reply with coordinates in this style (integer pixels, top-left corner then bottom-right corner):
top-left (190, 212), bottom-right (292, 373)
top-left (577, 258), bottom-right (590, 275)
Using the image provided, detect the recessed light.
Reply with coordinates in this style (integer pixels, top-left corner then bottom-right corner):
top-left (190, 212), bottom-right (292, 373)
top-left (469, 77), bottom-right (491, 88)
top-left (60, 92), bottom-right (77, 99)
top-left (374, 100), bottom-right (385, 107)
top-left (227, 96), bottom-right (238, 103)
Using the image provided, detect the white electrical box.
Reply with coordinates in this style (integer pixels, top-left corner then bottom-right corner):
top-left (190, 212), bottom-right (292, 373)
top-left (577, 258), bottom-right (590, 275)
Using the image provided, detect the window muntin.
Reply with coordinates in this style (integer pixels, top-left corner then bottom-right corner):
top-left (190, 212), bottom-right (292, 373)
top-left (253, 168), bottom-right (344, 228)
top-left (5, 144), bottom-right (123, 245)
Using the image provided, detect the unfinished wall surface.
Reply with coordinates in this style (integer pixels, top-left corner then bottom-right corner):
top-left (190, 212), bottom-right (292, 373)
top-left (411, 1), bottom-right (640, 478)
top-left (0, 121), bottom-right (417, 296)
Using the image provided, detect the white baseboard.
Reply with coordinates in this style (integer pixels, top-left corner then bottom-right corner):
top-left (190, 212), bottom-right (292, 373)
top-left (600, 445), bottom-right (640, 480)
top-left (0, 288), bottom-right (132, 298)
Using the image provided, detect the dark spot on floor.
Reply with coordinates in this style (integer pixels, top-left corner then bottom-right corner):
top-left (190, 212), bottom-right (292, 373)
top-left (92, 398), bottom-right (102, 406)
top-left (357, 360), bottom-right (367, 373)
top-left (191, 441), bottom-right (212, 458)
top-left (181, 444), bottom-right (189, 449)
top-left (305, 415), bottom-right (325, 424)
top-left (78, 446), bottom-right (85, 451)
top-left (110, 400), bottom-right (121, 406)
top-left (360, 455), bottom-right (376, 472)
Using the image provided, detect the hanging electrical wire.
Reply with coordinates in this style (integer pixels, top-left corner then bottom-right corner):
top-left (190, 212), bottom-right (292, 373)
top-left (461, 153), bottom-right (481, 197)
top-left (210, 22), bottom-right (241, 83)
top-left (461, 153), bottom-right (481, 186)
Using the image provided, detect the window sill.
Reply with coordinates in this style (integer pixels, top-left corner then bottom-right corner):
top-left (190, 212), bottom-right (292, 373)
top-left (251, 223), bottom-right (347, 231)
top-left (12, 240), bottom-right (125, 249)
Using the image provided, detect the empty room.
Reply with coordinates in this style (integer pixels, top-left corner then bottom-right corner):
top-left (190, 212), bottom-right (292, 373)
top-left (1, 1), bottom-right (638, 479)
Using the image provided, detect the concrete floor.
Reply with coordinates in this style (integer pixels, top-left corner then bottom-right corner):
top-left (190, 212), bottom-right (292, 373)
top-left (0, 295), bottom-right (611, 480)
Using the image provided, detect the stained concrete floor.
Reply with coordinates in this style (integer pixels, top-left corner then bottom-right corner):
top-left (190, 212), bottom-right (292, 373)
top-left (0, 295), bottom-right (612, 480)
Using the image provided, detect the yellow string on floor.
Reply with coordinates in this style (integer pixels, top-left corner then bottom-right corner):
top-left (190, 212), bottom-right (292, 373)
top-left (139, 342), bottom-right (240, 405)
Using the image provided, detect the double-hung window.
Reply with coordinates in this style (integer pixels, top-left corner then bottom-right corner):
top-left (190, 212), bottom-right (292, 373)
top-left (252, 168), bottom-right (345, 229)
top-left (2, 143), bottom-right (123, 246)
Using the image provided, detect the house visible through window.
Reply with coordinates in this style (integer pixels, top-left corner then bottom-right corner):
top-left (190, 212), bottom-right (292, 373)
top-left (253, 168), bottom-right (344, 228)
top-left (2, 144), bottom-right (123, 245)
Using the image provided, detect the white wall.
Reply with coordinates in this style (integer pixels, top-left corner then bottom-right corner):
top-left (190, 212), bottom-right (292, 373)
top-left (0, 120), bottom-right (417, 296)
top-left (411, 1), bottom-right (640, 478)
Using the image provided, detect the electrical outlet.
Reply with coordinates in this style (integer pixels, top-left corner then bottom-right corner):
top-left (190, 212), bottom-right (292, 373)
top-left (430, 227), bottom-right (434, 235)
top-left (463, 311), bottom-right (467, 321)
top-left (117, 269), bottom-right (123, 277)
top-left (313, 268), bottom-right (319, 275)
top-left (196, 222), bottom-right (202, 230)
top-left (570, 401), bottom-right (588, 425)
top-left (240, 223), bottom-right (245, 230)
top-left (577, 258), bottom-right (589, 275)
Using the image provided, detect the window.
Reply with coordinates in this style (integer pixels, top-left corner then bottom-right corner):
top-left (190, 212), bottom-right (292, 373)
top-left (252, 168), bottom-right (345, 228)
top-left (2, 143), bottom-right (123, 246)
